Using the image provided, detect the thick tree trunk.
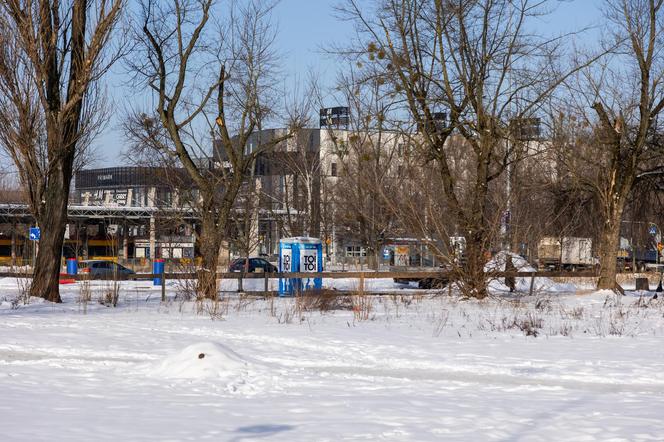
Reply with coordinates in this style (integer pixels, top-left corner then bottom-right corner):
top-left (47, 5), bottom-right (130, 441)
top-left (596, 173), bottom-right (629, 289)
top-left (597, 215), bottom-right (622, 290)
top-left (197, 214), bottom-right (221, 300)
top-left (372, 240), bottom-right (382, 271)
top-left (460, 229), bottom-right (489, 299)
top-left (29, 159), bottom-right (73, 303)
top-left (366, 245), bottom-right (377, 270)
top-left (458, 145), bottom-right (492, 299)
top-left (28, 0), bottom-right (86, 303)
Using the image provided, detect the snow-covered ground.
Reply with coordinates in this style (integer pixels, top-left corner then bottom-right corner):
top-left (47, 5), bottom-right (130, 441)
top-left (1, 277), bottom-right (663, 441)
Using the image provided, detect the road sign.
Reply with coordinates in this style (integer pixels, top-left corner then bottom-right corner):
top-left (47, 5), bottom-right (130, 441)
top-left (650, 225), bottom-right (658, 236)
top-left (29, 227), bottom-right (41, 241)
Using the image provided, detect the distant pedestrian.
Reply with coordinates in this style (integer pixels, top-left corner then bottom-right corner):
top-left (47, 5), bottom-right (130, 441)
top-left (505, 254), bottom-right (516, 293)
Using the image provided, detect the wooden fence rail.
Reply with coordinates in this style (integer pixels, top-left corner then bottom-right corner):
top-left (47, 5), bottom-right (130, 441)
top-left (0, 269), bottom-right (611, 300)
top-left (0, 270), bottom-right (599, 280)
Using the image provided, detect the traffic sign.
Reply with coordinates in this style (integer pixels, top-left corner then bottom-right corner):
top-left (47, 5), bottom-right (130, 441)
top-left (650, 225), bottom-right (658, 236)
top-left (29, 227), bottom-right (41, 241)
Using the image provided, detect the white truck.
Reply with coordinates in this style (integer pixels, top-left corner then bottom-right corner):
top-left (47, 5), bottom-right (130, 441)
top-left (537, 237), bottom-right (595, 270)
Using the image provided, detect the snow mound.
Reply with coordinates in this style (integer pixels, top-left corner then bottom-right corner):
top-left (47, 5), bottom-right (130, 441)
top-left (486, 251), bottom-right (576, 294)
top-left (153, 342), bottom-right (248, 379)
top-left (484, 251), bottom-right (535, 272)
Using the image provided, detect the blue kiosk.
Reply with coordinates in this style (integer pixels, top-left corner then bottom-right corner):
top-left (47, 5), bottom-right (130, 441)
top-left (279, 237), bottom-right (323, 296)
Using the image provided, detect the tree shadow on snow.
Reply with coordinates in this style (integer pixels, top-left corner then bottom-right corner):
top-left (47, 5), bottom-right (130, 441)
top-left (230, 424), bottom-right (295, 441)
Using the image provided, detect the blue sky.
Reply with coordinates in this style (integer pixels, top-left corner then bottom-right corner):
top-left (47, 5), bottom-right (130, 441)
top-left (94, 0), bottom-right (604, 166)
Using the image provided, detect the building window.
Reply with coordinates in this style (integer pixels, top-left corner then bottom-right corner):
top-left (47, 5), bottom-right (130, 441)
top-left (331, 162), bottom-right (337, 177)
top-left (132, 188), bottom-right (147, 207)
top-left (346, 246), bottom-right (366, 257)
top-left (154, 188), bottom-right (172, 207)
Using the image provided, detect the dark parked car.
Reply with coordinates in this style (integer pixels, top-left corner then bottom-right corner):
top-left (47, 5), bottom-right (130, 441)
top-left (229, 257), bottom-right (278, 273)
top-left (393, 264), bottom-right (452, 289)
top-left (79, 260), bottom-right (135, 279)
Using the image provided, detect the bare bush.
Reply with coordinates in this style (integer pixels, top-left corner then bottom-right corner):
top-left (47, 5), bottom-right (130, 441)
top-left (77, 280), bottom-right (92, 314)
top-left (432, 310), bottom-right (450, 338)
top-left (351, 293), bottom-right (373, 322)
top-left (295, 290), bottom-right (353, 314)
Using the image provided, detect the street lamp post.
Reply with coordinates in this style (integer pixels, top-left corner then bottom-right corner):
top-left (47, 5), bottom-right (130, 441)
top-left (649, 222), bottom-right (661, 265)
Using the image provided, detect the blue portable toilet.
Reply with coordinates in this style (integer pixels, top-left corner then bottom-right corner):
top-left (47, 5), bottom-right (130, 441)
top-left (279, 237), bottom-right (323, 296)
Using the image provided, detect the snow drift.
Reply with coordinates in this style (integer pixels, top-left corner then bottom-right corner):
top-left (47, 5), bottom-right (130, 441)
top-left (485, 251), bottom-right (576, 293)
top-left (153, 342), bottom-right (248, 379)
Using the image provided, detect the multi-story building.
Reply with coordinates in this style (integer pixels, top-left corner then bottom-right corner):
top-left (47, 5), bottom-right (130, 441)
top-left (72, 167), bottom-right (196, 261)
top-left (230, 109), bottom-right (414, 265)
top-left (0, 107), bottom-right (418, 266)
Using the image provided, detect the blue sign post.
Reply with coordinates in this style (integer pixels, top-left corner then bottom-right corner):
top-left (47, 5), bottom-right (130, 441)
top-left (29, 227), bottom-right (40, 272)
top-left (29, 227), bottom-right (41, 241)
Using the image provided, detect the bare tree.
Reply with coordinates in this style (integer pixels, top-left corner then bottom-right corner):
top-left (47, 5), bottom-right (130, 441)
top-left (230, 165), bottom-right (263, 263)
top-left (127, 0), bottom-right (298, 299)
top-left (278, 129), bottom-right (323, 238)
top-left (0, 0), bottom-right (123, 302)
top-left (339, 0), bottom-right (594, 297)
top-left (264, 77), bottom-right (329, 239)
top-left (494, 109), bottom-right (601, 262)
top-left (565, 0), bottom-right (664, 289)
top-left (325, 70), bottom-right (402, 269)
